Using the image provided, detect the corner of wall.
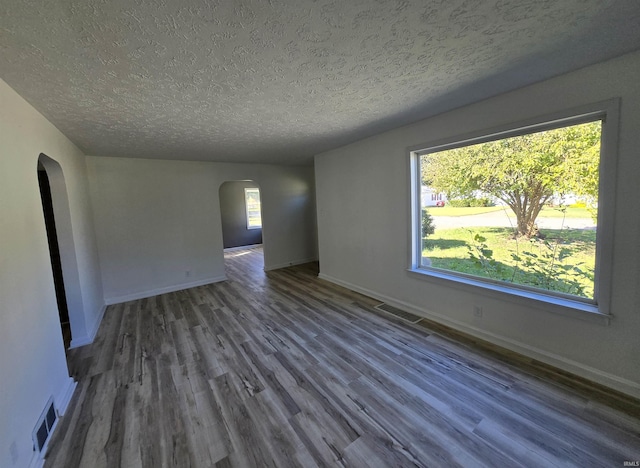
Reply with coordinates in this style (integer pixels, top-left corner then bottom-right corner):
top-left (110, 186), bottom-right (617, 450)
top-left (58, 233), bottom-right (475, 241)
top-left (69, 302), bottom-right (107, 349)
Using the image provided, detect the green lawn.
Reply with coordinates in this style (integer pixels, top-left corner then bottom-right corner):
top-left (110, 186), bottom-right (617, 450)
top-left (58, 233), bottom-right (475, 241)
top-left (426, 206), bottom-right (503, 216)
top-left (539, 206), bottom-right (594, 219)
top-left (427, 205), bottom-right (593, 219)
top-left (422, 227), bottom-right (596, 298)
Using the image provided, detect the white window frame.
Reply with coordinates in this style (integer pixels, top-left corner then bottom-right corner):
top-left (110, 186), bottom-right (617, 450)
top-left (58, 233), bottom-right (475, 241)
top-left (244, 187), bottom-right (262, 230)
top-left (408, 99), bottom-right (619, 324)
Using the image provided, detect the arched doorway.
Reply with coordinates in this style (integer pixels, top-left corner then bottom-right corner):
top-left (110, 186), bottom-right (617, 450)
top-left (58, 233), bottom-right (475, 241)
top-left (37, 154), bottom-right (86, 350)
top-left (219, 180), bottom-right (265, 274)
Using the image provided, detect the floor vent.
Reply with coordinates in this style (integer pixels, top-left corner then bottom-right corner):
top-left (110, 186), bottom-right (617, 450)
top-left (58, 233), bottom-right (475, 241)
top-left (33, 398), bottom-right (57, 454)
top-left (375, 303), bottom-right (423, 323)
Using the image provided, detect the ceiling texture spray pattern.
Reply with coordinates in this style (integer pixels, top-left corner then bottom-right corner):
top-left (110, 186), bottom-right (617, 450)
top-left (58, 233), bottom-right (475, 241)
top-left (1, 0), bottom-right (640, 164)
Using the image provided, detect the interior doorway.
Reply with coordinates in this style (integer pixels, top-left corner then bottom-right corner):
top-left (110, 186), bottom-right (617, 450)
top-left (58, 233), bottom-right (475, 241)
top-left (219, 181), bottom-right (263, 249)
top-left (38, 162), bottom-right (72, 348)
top-left (37, 153), bottom-right (88, 350)
top-left (219, 180), bottom-right (265, 272)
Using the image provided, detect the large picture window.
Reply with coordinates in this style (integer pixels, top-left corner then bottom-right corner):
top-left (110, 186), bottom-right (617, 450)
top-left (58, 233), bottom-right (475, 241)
top-left (410, 102), bottom-right (618, 317)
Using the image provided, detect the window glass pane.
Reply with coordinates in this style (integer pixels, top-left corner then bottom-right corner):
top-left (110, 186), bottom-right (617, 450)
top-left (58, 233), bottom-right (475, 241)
top-left (245, 188), bottom-right (262, 229)
top-left (419, 120), bottom-right (601, 300)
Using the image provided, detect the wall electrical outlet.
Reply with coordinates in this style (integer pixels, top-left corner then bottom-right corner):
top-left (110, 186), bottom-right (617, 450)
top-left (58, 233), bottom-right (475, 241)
top-left (473, 305), bottom-right (483, 318)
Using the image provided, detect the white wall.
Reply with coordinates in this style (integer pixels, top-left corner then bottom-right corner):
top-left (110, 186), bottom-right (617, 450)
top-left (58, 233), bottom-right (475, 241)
top-left (87, 156), bottom-right (317, 304)
top-left (0, 79), bottom-right (104, 467)
top-left (315, 50), bottom-right (640, 398)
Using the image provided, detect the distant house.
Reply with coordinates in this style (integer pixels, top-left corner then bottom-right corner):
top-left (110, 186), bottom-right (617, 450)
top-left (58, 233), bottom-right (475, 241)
top-left (421, 186), bottom-right (447, 206)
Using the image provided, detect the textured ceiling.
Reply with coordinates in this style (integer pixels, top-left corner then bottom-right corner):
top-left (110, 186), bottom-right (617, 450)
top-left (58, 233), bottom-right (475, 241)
top-left (1, 0), bottom-right (640, 165)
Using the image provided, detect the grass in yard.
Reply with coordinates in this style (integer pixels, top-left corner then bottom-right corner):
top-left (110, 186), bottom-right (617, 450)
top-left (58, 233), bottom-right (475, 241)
top-left (426, 206), bottom-right (504, 216)
top-left (427, 205), bottom-right (593, 219)
top-left (423, 227), bottom-right (596, 298)
top-left (539, 206), bottom-right (594, 219)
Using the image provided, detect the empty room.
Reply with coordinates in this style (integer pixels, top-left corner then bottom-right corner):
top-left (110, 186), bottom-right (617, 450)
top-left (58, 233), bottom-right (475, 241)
top-left (2, 1), bottom-right (640, 467)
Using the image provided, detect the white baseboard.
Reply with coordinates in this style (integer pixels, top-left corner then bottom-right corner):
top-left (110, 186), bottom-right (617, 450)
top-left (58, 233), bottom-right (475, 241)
top-left (28, 452), bottom-right (44, 468)
top-left (69, 336), bottom-right (91, 349)
top-left (69, 303), bottom-right (107, 349)
top-left (318, 272), bottom-right (640, 400)
top-left (55, 377), bottom-right (77, 416)
top-left (104, 275), bottom-right (227, 306)
top-left (264, 257), bottom-right (318, 271)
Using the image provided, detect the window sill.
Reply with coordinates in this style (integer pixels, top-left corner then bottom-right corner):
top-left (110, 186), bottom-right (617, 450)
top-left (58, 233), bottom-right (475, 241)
top-left (407, 267), bottom-right (611, 325)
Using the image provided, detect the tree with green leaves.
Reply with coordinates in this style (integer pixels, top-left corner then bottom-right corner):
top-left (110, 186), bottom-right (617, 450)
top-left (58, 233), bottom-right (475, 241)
top-left (422, 121), bottom-right (601, 238)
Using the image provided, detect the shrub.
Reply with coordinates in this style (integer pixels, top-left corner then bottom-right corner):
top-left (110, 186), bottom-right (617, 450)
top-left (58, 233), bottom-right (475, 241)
top-left (472, 197), bottom-right (494, 207)
top-left (422, 209), bottom-right (435, 238)
top-left (448, 197), bottom-right (494, 207)
top-left (448, 199), bottom-right (470, 207)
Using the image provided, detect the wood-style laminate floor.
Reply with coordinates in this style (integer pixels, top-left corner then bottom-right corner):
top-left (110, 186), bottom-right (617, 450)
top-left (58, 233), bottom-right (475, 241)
top-left (46, 247), bottom-right (640, 467)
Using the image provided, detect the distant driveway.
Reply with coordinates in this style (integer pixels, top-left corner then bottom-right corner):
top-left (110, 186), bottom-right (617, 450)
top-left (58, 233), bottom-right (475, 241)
top-left (431, 210), bottom-right (596, 230)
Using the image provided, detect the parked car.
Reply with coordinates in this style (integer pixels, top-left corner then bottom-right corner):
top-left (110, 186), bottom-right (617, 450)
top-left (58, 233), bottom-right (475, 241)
top-left (435, 200), bottom-right (445, 207)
